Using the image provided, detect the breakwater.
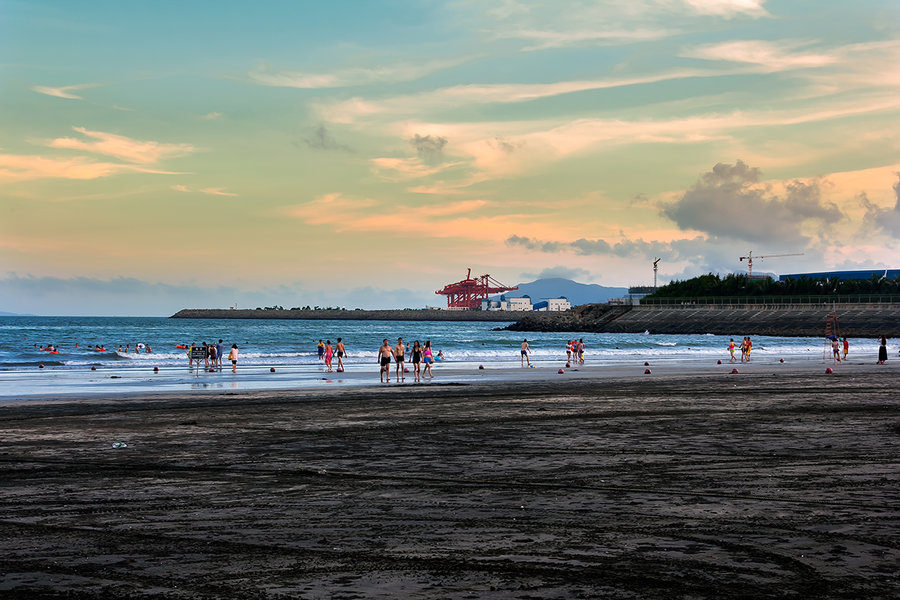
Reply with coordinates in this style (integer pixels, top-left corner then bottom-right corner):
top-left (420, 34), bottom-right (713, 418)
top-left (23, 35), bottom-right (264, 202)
top-left (170, 308), bottom-right (522, 322)
top-left (504, 303), bottom-right (900, 337)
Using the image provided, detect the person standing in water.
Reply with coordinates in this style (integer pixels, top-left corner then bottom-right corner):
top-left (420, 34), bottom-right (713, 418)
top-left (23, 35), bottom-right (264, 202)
top-left (521, 339), bottom-right (531, 367)
top-left (393, 337), bottom-right (406, 382)
top-left (229, 344), bottom-right (238, 373)
top-left (378, 339), bottom-right (392, 382)
top-left (411, 340), bottom-right (422, 382)
top-left (422, 340), bottom-right (434, 379)
top-left (336, 338), bottom-right (346, 371)
top-left (324, 340), bottom-right (334, 372)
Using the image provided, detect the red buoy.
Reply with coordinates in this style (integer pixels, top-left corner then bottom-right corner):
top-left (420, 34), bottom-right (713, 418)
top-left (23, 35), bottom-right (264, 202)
top-left (731, 368), bottom-right (739, 374)
top-left (644, 361), bottom-right (650, 366)
top-left (717, 359), bottom-right (722, 365)
top-left (91, 366), bottom-right (96, 371)
top-left (644, 368), bottom-right (651, 374)
top-left (825, 367), bottom-right (833, 374)
top-left (153, 366), bottom-right (159, 373)
top-left (558, 368), bottom-right (565, 374)
top-left (270, 367), bottom-right (276, 372)
top-left (39, 364), bottom-right (44, 369)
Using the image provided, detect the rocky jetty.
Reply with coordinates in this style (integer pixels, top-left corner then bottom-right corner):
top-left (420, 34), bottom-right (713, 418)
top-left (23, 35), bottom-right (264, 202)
top-left (170, 308), bottom-right (522, 322)
top-left (505, 303), bottom-right (900, 337)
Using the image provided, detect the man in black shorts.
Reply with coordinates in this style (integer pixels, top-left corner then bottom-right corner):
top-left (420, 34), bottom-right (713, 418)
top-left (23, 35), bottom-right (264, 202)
top-left (378, 339), bottom-right (392, 383)
top-left (393, 337), bottom-right (406, 382)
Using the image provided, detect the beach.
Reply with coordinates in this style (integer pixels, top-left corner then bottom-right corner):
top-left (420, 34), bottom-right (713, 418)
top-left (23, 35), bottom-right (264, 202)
top-left (1, 361), bottom-right (898, 599)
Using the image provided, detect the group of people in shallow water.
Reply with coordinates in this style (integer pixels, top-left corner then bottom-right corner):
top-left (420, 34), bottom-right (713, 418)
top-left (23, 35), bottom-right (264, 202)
top-left (185, 339), bottom-right (240, 373)
top-left (316, 338), bottom-right (346, 373)
top-left (35, 343), bottom-right (113, 353)
top-left (728, 337), bottom-right (754, 363)
top-left (378, 338), bottom-right (441, 383)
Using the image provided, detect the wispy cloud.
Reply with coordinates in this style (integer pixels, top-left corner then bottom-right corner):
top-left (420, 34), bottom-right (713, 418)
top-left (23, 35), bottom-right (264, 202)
top-left (248, 57), bottom-right (469, 89)
top-left (286, 193), bottom-right (559, 241)
top-left (682, 0), bottom-right (769, 18)
top-left (315, 68), bottom-right (739, 124)
top-left (48, 127), bottom-right (196, 164)
top-left (0, 154), bottom-right (178, 183)
top-left (202, 111), bottom-right (223, 120)
top-left (31, 83), bottom-right (98, 100)
top-left (495, 27), bottom-right (670, 51)
top-left (681, 39), bottom-right (836, 71)
top-left (171, 184), bottom-right (237, 196)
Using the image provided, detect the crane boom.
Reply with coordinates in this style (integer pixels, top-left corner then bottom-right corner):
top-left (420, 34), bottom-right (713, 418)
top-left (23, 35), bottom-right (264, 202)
top-left (738, 251), bottom-right (804, 279)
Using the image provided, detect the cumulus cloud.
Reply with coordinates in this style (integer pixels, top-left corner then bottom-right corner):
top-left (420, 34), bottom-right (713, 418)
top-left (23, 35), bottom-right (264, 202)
top-left (507, 234), bottom-right (681, 258)
top-left (48, 127), bottom-right (195, 164)
top-left (660, 160), bottom-right (843, 245)
top-left (862, 174), bottom-right (900, 236)
top-left (410, 134), bottom-right (448, 165)
top-left (521, 266), bottom-right (593, 281)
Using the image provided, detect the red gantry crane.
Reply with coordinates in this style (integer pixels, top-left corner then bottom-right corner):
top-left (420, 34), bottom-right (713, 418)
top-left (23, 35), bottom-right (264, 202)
top-left (436, 268), bottom-right (518, 310)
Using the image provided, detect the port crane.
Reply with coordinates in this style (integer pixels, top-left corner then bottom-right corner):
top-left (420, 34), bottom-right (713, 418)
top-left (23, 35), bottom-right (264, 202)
top-left (739, 251), bottom-right (804, 279)
top-left (435, 268), bottom-right (518, 310)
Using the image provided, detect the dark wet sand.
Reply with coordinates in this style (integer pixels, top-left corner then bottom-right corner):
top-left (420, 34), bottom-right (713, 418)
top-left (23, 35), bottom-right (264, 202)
top-left (1, 370), bottom-right (898, 599)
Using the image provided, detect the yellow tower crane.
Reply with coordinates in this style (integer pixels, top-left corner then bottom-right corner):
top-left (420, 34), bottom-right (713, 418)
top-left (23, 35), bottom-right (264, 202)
top-left (738, 251), bottom-right (804, 279)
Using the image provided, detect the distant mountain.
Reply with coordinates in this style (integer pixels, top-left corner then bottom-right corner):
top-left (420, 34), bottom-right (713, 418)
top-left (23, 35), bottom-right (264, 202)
top-left (493, 278), bottom-right (627, 306)
top-left (0, 311), bottom-right (33, 316)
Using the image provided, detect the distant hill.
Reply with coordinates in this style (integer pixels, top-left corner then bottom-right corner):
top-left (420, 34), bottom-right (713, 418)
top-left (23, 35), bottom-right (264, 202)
top-left (494, 278), bottom-right (627, 306)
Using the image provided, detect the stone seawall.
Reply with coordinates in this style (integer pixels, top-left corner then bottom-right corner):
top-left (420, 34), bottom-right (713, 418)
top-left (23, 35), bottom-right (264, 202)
top-left (505, 303), bottom-right (900, 337)
top-left (170, 308), bottom-right (522, 322)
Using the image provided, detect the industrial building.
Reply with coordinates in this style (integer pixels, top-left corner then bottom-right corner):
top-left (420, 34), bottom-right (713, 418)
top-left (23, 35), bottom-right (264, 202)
top-left (778, 269), bottom-right (900, 281)
top-left (481, 296), bottom-right (571, 312)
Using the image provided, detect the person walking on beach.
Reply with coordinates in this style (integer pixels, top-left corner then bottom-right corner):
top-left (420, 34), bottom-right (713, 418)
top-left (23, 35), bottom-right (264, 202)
top-left (411, 340), bottom-right (422, 382)
top-left (423, 340), bottom-right (434, 379)
top-left (566, 341), bottom-right (573, 364)
top-left (842, 337), bottom-right (849, 361)
top-left (317, 340), bottom-right (325, 361)
top-left (746, 337), bottom-right (752, 362)
top-left (521, 339), bottom-right (531, 367)
top-left (393, 337), bottom-right (406, 382)
top-left (324, 340), bottom-right (334, 372)
top-left (831, 337), bottom-right (842, 364)
top-left (728, 338), bottom-right (737, 363)
top-left (740, 337), bottom-right (748, 363)
top-left (877, 335), bottom-right (888, 364)
top-left (378, 339), bottom-right (392, 382)
top-left (577, 339), bottom-right (585, 364)
top-left (228, 344), bottom-right (238, 373)
top-left (336, 338), bottom-right (346, 371)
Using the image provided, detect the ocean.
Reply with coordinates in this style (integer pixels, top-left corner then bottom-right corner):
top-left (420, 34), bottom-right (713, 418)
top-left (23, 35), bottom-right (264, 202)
top-left (0, 316), bottom-right (874, 399)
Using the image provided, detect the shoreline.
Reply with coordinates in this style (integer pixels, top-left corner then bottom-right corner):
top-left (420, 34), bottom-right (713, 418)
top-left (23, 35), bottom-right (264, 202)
top-left (1, 366), bottom-right (898, 598)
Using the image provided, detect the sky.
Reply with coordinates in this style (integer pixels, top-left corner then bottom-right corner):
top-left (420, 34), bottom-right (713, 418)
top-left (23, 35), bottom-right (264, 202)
top-left (1, 0), bottom-right (899, 316)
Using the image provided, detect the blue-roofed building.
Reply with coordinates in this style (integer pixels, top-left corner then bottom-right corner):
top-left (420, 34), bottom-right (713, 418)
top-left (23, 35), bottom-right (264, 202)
top-left (779, 269), bottom-right (900, 282)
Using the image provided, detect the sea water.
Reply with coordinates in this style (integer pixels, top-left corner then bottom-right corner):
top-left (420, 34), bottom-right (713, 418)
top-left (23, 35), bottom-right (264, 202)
top-left (0, 316), bottom-right (876, 398)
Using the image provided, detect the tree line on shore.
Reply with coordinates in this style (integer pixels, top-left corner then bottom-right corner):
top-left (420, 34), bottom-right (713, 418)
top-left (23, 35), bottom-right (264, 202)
top-left (646, 273), bottom-right (900, 299)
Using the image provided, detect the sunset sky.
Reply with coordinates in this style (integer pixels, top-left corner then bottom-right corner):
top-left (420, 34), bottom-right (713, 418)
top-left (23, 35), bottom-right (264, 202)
top-left (2, 0), bottom-right (899, 315)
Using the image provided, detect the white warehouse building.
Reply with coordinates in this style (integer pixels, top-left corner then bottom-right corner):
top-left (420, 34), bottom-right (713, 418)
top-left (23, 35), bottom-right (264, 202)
top-left (481, 296), bottom-right (571, 312)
